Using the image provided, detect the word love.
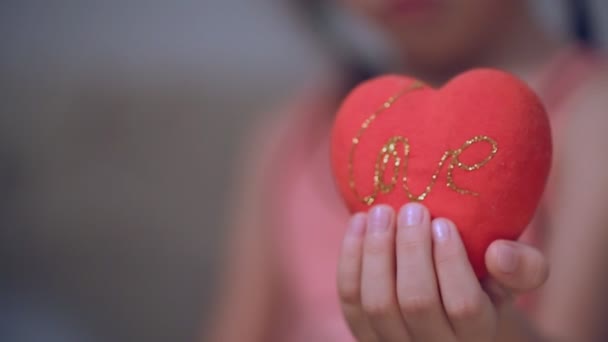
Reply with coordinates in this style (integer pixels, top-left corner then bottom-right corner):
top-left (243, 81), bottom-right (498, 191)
top-left (348, 135), bottom-right (499, 206)
top-left (345, 82), bottom-right (500, 206)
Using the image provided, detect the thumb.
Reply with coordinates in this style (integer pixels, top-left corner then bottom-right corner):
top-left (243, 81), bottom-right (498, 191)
top-left (485, 240), bottom-right (550, 293)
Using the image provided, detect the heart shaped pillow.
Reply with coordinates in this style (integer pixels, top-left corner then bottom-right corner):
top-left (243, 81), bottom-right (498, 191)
top-left (331, 69), bottom-right (552, 277)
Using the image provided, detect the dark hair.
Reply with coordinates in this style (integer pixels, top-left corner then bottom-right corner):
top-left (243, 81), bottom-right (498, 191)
top-left (569, 0), bottom-right (595, 46)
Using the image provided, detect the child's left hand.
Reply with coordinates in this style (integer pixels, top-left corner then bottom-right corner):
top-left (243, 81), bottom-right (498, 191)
top-left (337, 203), bottom-right (549, 342)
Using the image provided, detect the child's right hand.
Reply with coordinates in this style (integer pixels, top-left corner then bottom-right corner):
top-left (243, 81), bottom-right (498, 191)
top-left (337, 203), bottom-right (548, 342)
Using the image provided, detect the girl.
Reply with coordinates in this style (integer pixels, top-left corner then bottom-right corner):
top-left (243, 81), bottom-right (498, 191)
top-left (210, 0), bottom-right (608, 341)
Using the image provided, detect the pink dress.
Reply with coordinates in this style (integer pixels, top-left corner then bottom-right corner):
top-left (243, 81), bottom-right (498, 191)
top-left (257, 46), bottom-right (602, 341)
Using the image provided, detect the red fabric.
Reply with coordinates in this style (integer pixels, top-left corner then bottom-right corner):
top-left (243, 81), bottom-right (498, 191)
top-left (330, 69), bottom-right (552, 277)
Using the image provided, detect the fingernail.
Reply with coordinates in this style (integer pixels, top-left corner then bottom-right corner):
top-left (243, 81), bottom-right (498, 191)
top-left (432, 219), bottom-right (451, 242)
top-left (348, 213), bottom-right (367, 237)
top-left (400, 203), bottom-right (424, 226)
top-left (496, 244), bottom-right (518, 273)
top-left (368, 205), bottom-right (392, 234)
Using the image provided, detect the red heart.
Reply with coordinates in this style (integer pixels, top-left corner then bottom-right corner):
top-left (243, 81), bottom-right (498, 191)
top-left (330, 69), bottom-right (552, 277)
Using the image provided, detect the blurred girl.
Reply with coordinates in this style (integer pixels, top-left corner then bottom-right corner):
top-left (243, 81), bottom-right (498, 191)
top-left (211, 1), bottom-right (608, 341)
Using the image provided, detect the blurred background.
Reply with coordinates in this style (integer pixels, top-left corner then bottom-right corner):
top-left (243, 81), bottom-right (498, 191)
top-left (0, 0), bottom-right (607, 341)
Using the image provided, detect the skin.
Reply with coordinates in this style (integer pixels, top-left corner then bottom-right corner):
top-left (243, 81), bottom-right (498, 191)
top-left (209, 0), bottom-right (608, 341)
top-left (343, 0), bottom-right (557, 85)
top-left (337, 203), bottom-right (548, 342)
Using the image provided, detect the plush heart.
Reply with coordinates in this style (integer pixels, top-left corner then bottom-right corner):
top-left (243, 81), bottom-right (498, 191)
top-left (330, 69), bottom-right (552, 277)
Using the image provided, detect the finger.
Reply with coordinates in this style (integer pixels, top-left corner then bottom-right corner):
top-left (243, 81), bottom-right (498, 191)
top-left (337, 213), bottom-right (378, 342)
top-left (485, 240), bottom-right (549, 293)
top-left (432, 218), bottom-right (496, 342)
top-left (481, 278), bottom-right (513, 307)
top-left (361, 205), bottom-right (410, 341)
top-left (395, 203), bottom-right (454, 342)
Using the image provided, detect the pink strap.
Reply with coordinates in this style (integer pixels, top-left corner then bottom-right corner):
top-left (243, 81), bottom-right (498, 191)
top-left (536, 44), bottom-right (603, 117)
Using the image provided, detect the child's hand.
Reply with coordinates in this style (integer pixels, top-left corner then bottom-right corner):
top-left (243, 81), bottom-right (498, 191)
top-left (337, 203), bottom-right (548, 342)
